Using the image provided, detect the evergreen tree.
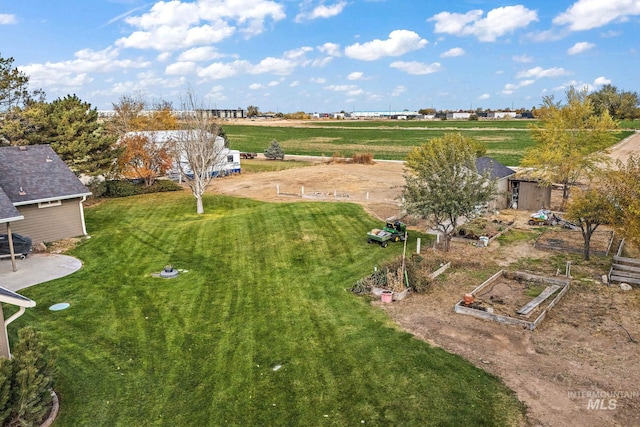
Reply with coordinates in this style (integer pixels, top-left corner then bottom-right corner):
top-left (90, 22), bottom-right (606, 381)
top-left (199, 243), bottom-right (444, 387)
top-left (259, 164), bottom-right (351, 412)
top-left (7, 327), bottom-right (57, 427)
top-left (264, 139), bottom-right (285, 160)
top-left (0, 358), bottom-right (12, 425)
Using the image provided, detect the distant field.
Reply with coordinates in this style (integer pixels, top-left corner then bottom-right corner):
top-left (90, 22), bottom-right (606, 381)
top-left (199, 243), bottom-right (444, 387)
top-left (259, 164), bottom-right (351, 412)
top-left (224, 120), bottom-right (633, 166)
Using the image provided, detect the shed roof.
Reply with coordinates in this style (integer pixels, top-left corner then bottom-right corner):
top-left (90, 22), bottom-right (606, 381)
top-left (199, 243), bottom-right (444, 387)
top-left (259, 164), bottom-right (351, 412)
top-left (0, 145), bottom-right (91, 207)
top-left (475, 156), bottom-right (516, 180)
top-left (0, 286), bottom-right (35, 307)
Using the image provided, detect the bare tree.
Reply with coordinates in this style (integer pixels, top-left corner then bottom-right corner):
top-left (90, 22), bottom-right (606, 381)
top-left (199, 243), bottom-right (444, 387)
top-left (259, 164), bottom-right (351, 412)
top-left (175, 89), bottom-right (227, 214)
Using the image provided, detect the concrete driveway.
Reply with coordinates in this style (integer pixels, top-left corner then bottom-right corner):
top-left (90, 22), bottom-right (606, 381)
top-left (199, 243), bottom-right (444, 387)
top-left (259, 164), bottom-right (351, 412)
top-left (0, 254), bottom-right (82, 292)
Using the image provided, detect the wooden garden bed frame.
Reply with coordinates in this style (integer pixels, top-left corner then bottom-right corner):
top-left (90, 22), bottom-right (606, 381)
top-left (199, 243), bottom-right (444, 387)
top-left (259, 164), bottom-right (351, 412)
top-left (454, 270), bottom-right (570, 330)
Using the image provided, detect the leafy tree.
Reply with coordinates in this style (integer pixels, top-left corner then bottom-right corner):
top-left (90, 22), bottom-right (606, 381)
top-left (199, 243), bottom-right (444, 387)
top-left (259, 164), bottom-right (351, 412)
top-left (565, 186), bottom-right (610, 260)
top-left (402, 133), bottom-right (497, 251)
top-left (601, 156), bottom-right (640, 251)
top-left (264, 139), bottom-right (285, 160)
top-left (246, 105), bottom-right (259, 118)
top-left (418, 108), bottom-right (436, 115)
top-left (116, 133), bottom-right (175, 186)
top-left (589, 84), bottom-right (639, 120)
top-left (107, 95), bottom-right (146, 136)
top-left (521, 86), bottom-right (617, 210)
top-left (175, 88), bottom-right (227, 214)
top-left (6, 327), bottom-right (57, 427)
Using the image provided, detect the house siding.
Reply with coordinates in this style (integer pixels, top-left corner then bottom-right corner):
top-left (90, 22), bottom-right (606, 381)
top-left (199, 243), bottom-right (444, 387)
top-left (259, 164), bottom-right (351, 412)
top-left (12, 198), bottom-right (86, 243)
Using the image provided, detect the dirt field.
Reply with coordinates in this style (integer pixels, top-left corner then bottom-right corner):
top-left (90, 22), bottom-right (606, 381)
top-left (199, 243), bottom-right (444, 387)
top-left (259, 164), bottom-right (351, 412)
top-left (211, 130), bottom-right (640, 426)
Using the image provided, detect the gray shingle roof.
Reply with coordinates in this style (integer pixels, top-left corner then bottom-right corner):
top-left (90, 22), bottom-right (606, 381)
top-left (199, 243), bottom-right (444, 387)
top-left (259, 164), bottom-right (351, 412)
top-left (0, 189), bottom-right (23, 224)
top-left (475, 156), bottom-right (516, 180)
top-left (0, 145), bottom-right (91, 208)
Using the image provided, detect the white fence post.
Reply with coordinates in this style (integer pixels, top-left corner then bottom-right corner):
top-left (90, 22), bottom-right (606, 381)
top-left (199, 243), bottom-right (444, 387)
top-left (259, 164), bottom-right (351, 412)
top-left (301, 186), bottom-right (304, 196)
top-left (276, 184), bottom-right (280, 195)
top-left (416, 238), bottom-right (421, 254)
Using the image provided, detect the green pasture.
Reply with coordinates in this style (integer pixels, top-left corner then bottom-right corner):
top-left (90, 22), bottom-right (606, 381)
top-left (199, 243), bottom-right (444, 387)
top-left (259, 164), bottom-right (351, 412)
top-left (15, 192), bottom-right (525, 426)
top-left (225, 122), bottom-right (633, 166)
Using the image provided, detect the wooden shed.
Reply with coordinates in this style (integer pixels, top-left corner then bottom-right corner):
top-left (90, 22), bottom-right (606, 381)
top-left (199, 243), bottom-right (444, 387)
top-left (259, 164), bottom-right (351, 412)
top-left (508, 178), bottom-right (551, 211)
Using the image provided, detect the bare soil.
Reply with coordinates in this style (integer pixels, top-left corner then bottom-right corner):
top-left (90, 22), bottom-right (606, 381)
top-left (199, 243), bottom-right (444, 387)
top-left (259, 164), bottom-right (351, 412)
top-left (211, 130), bottom-right (640, 427)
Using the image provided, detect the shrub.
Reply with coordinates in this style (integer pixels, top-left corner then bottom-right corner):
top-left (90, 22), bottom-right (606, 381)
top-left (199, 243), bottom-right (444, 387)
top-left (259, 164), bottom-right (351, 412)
top-left (351, 152), bottom-right (374, 164)
top-left (103, 179), bottom-right (183, 198)
top-left (0, 327), bottom-right (57, 427)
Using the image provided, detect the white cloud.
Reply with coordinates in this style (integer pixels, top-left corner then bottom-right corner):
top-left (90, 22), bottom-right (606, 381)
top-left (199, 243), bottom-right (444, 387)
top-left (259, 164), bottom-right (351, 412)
top-left (318, 42), bottom-right (341, 57)
top-left (516, 66), bottom-right (570, 79)
top-left (310, 77), bottom-right (326, 84)
top-left (441, 47), bottom-right (465, 58)
top-left (347, 71), bottom-right (364, 80)
top-left (116, 0), bottom-right (286, 51)
top-left (197, 60), bottom-right (250, 80)
top-left (249, 83), bottom-right (264, 89)
top-left (290, 81), bottom-right (300, 87)
top-left (325, 84), bottom-right (359, 91)
top-left (391, 85), bottom-right (406, 97)
top-left (178, 46), bottom-right (223, 61)
top-left (20, 47), bottom-right (150, 90)
top-left (0, 14), bottom-right (16, 24)
top-left (512, 54), bottom-right (533, 63)
top-left (429, 6), bottom-right (538, 42)
top-left (389, 61), bottom-right (442, 75)
top-left (567, 41), bottom-right (595, 55)
top-left (165, 61), bottom-right (196, 75)
top-left (553, 0), bottom-right (640, 31)
top-left (268, 80), bottom-right (279, 87)
top-left (344, 30), bottom-right (427, 61)
top-left (502, 79), bottom-right (535, 94)
top-left (296, 1), bottom-right (347, 22)
top-left (478, 93), bottom-right (491, 100)
top-left (594, 76), bottom-right (612, 86)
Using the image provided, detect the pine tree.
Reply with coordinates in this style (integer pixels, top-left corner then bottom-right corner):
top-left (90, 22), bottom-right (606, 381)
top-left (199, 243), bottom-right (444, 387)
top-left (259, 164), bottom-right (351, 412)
top-left (264, 139), bottom-right (285, 160)
top-left (0, 358), bottom-right (12, 425)
top-left (6, 327), bottom-right (57, 427)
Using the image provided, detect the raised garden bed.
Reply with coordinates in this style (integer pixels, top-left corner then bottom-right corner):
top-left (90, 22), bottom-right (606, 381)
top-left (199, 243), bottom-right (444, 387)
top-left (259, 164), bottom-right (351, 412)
top-left (453, 216), bottom-right (515, 244)
top-left (534, 229), bottom-right (615, 256)
top-left (454, 270), bottom-right (570, 330)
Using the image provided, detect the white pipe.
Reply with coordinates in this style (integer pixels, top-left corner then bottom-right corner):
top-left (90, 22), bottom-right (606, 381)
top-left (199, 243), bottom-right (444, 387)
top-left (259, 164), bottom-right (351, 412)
top-left (5, 306), bottom-right (25, 327)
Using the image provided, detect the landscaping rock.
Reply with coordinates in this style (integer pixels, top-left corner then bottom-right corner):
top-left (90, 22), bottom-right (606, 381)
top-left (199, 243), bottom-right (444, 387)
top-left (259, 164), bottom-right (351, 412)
top-left (620, 283), bottom-right (632, 291)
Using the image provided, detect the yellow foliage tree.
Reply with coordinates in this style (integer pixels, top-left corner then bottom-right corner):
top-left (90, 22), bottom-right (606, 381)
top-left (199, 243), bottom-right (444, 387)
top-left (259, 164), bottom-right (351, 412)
top-left (117, 133), bottom-right (175, 186)
top-left (521, 86), bottom-right (617, 210)
top-left (565, 186), bottom-right (611, 260)
top-left (601, 156), bottom-right (640, 251)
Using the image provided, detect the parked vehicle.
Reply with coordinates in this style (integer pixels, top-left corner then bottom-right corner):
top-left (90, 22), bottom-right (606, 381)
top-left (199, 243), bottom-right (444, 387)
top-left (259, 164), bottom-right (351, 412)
top-left (367, 221), bottom-right (407, 247)
top-left (0, 233), bottom-right (32, 259)
top-left (240, 152), bottom-right (257, 159)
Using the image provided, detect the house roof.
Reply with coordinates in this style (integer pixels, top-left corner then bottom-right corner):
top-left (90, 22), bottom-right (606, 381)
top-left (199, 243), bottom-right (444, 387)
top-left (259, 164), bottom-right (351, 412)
top-left (475, 156), bottom-right (516, 180)
top-left (0, 145), bottom-right (91, 208)
top-left (0, 190), bottom-right (23, 224)
top-left (0, 286), bottom-right (35, 308)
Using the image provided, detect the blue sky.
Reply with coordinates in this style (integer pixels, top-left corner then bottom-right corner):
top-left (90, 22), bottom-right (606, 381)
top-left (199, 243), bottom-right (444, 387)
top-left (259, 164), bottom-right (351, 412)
top-left (1, 0), bottom-right (639, 113)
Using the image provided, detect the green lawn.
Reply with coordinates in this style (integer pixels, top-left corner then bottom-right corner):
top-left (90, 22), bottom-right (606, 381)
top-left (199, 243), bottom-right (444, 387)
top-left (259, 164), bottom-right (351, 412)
top-left (224, 122), bottom-right (633, 166)
top-left (15, 192), bottom-right (525, 426)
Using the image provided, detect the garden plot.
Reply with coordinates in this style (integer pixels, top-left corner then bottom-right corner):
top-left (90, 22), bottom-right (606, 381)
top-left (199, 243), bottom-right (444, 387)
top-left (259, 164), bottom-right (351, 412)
top-left (453, 215), bottom-right (515, 244)
top-left (455, 270), bottom-right (570, 330)
top-left (534, 228), bottom-right (615, 256)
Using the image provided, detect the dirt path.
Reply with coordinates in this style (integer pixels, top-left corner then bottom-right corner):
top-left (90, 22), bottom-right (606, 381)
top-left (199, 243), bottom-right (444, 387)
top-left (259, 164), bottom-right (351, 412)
top-left (211, 130), bottom-right (640, 426)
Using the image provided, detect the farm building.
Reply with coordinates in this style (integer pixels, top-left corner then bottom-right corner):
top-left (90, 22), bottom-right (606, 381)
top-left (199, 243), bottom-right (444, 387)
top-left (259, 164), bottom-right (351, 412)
top-left (0, 145), bottom-right (91, 245)
top-left (475, 157), bottom-right (516, 210)
top-left (124, 130), bottom-right (241, 179)
top-left (487, 111), bottom-right (517, 119)
top-left (508, 178), bottom-right (551, 211)
top-left (446, 112), bottom-right (472, 120)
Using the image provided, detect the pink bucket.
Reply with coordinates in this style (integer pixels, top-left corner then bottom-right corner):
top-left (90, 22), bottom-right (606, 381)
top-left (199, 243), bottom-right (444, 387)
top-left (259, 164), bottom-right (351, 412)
top-left (381, 290), bottom-right (393, 303)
